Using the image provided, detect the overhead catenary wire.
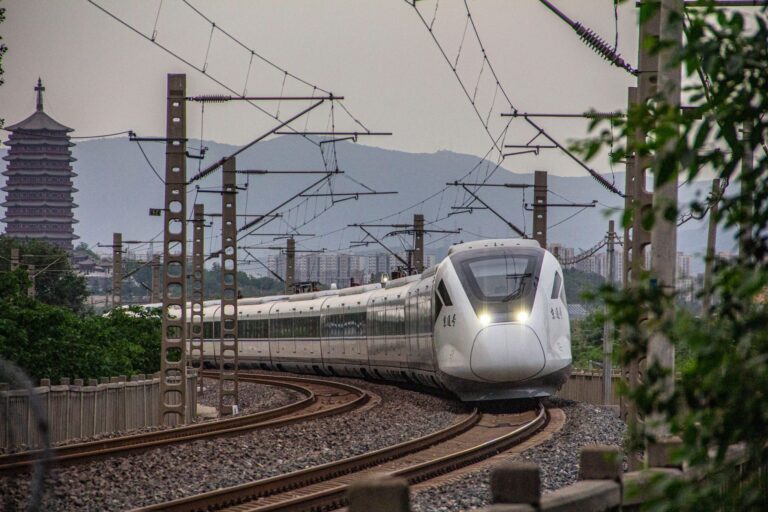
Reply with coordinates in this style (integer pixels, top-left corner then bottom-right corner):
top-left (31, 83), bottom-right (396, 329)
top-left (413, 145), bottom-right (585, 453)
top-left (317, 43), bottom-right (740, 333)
top-left (87, 1), bottom-right (367, 150)
top-left (407, 0), bottom-right (624, 196)
top-left (179, 0), bottom-right (368, 132)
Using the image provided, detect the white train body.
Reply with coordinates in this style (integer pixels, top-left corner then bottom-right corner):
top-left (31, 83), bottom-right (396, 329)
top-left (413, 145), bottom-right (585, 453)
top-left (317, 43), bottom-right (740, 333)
top-left (187, 239), bottom-right (572, 401)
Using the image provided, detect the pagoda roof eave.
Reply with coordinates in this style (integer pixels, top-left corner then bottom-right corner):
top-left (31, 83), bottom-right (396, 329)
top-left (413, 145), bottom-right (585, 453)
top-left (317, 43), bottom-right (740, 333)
top-left (4, 139), bottom-right (73, 147)
top-left (3, 217), bottom-right (79, 224)
top-left (5, 111), bottom-right (74, 132)
top-left (2, 201), bottom-right (78, 207)
top-left (3, 155), bottom-right (76, 162)
top-left (1, 232), bottom-right (80, 240)
top-left (2, 170), bottom-right (76, 177)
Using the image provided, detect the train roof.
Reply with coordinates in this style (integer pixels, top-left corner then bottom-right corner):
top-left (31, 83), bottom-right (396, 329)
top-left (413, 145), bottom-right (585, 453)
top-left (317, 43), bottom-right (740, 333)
top-left (447, 238), bottom-right (540, 256)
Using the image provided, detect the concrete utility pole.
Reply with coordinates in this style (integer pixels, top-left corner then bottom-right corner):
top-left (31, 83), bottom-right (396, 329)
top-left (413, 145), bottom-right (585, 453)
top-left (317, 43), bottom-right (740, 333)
top-left (10, 248), bottom-right (19, 271)
top-left (219, 158), bottom-right (239, 413)
top-left (647, 0), bottom-right (682, 439)
top-left (285, 237), bottom-right (296, 295)
top-left (603, 220), bottom-right (616, 405)
top-left (160, 73), bottom-right (188, 426)
top-left (739, 120), bottom-right (753, 259)
top-left (151, 254), bottom-right (162, 303)
top-left (703, 179), bottom-right (721, 315)
top-left (413, 214), bottom-right (425, 273)
top-left (621, 87), bottom-right (650, 427)
top-left (190, 204), bottom-right (205, 383)
top-left (111, 232), bottom-right (123, 308)
top-left (27, 264), bottom-right (35, 298)
top-left (533, 171), bottom-right (548, 249)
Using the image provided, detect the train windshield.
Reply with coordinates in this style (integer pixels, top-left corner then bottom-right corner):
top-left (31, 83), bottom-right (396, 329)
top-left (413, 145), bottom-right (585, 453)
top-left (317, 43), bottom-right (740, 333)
top-left (451, 247), bottom-right (543, 321)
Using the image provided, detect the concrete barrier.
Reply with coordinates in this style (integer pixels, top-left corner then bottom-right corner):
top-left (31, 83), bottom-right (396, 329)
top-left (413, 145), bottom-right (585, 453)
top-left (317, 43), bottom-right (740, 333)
top-left (0, 370), bottom-right (197, 450)
top-left (556, 371), bottom-right (623, 406)
top-left (342, 445), bottom-right (690, 512)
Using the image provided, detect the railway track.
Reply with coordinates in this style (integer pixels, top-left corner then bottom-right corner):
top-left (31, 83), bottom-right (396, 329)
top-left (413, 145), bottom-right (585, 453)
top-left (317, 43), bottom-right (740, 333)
top-left (0, 373), bottom-right (369, 475)
top-left (134, 402), bottom-right (549, 512)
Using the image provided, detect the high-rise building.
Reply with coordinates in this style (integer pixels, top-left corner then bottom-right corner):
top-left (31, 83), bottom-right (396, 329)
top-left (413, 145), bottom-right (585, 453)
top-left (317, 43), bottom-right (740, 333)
top-left (2, 79), bottom-right (79, 251)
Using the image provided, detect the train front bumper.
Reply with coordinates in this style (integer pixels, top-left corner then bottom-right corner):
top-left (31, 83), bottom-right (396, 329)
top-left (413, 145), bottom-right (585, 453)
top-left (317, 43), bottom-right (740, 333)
top-left (469, 323), bottom-right (546, 383)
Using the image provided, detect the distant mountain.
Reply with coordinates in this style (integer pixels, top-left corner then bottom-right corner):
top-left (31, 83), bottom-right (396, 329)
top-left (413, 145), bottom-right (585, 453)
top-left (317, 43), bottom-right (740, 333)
top-left (0, 136), bottom-right (733, 272)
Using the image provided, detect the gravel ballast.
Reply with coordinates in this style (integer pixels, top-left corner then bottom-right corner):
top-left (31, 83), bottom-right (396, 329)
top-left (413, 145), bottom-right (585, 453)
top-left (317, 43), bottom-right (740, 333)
top-left (410, 399), bottom-right (626, 512)
top-left (0, 375), bottom-right (466, 511)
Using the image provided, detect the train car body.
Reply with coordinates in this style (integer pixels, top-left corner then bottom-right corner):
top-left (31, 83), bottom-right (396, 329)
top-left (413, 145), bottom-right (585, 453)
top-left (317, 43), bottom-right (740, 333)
top-left (185, 239), bottom-right (571, 401)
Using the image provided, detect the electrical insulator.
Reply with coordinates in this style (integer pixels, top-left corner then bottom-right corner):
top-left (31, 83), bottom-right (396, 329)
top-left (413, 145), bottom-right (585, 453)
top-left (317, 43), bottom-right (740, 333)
top-left (574, 23), bottom-right (639, 76)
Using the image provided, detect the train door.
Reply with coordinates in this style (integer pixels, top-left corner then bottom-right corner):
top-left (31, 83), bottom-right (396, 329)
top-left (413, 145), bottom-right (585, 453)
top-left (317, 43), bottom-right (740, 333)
top-left (393, 294), bottom-right (405, 367)
top-left (548, 270), bottom-right (569, 354)
top-left (367, 297), bottom-right (382, 366)
top-left (407, 289), bottom-right (419, 367)
top-left (271, 306), bottom-right (281, 358)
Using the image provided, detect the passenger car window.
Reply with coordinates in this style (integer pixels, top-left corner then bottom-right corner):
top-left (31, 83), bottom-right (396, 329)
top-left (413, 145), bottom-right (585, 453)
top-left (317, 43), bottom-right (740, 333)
top-left (551, 272), bottom-right (562, 299)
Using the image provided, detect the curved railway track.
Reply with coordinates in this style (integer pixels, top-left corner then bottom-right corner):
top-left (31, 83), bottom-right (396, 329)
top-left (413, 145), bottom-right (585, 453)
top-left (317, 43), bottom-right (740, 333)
top-left (134, 402), bottom-right (550, 512)
top-left (0, 373), bottom-right (370, 475)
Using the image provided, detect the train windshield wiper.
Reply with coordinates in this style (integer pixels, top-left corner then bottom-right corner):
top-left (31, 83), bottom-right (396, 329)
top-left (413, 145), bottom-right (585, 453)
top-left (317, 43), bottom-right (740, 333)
top-left (501, 272), bottom-right (530, 302)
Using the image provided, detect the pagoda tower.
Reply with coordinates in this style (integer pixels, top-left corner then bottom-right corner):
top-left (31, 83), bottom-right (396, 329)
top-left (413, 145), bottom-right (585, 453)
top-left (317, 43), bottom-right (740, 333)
top-left (2, 79), bottom-right (79, 252)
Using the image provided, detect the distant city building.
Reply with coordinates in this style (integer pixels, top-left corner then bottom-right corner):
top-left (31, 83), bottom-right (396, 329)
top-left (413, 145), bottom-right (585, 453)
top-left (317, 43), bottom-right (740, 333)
top-left (2, 79), bottom-right (79, 251)
top-left (266, 251), bottom-right (438, 287)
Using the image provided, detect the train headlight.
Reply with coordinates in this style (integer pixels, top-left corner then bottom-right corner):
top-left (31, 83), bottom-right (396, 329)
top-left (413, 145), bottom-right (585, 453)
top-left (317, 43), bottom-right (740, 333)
top-left (515, 310), bottom-right (528, 323)
top-left (478, 312), bottom-right (492, 326)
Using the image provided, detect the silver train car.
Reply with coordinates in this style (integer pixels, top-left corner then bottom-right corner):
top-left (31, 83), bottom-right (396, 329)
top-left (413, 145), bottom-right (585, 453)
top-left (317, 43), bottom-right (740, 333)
top-left (188, 239), bottom-right (572, 401)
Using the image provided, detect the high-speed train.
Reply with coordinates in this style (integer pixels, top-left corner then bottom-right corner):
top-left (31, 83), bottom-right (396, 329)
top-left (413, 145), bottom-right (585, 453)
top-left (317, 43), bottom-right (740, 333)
top-left (177, 239), bottom-right (572, 401)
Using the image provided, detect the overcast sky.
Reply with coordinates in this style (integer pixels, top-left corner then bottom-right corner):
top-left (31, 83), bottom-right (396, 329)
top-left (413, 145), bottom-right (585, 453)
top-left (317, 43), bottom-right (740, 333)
top-left (0, 0), bottom-right (642, 178)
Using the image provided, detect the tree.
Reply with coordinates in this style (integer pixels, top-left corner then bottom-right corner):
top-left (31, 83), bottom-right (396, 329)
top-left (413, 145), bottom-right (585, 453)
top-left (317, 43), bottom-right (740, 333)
top-left (577, 2), bottom-right (768, 509)
top-left (0, 237), bottom-right (88, 313)
top-left (0, 268), bottom-right (161, 381)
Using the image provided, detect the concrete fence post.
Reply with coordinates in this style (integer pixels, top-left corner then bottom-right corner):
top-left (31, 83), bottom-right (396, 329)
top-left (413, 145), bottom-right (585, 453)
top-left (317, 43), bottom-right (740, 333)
top-left (347, 473), bottom-right (410, 512)
top-left (73, 378), bottom-right (84, 439)
top-left (580, 446), bottom-right (623, 481)
top-left (647, 437), bottom-right (683, 469)
top-left (0, 386), bottom-right (8, 449)
top-left (490, 461), bottom-right (541, 508)
top-left (49, 382), bottom-right (70, 444)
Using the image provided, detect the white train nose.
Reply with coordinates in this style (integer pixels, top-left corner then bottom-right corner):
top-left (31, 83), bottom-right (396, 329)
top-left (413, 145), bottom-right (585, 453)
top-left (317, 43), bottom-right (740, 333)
top-left (470, 324), bottom-right (546, 382)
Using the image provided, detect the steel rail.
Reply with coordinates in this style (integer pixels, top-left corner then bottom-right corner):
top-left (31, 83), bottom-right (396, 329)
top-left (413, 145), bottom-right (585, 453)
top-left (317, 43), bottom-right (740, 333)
top-left (136, 403), bottom-right (548, 512)
top-left (0, 374), bottom-right (369, 474)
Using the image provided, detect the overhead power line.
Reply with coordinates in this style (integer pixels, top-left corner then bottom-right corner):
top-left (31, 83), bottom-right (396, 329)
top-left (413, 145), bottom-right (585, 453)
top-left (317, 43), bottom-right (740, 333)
top-left (407, 0), bottom-right (624, 197)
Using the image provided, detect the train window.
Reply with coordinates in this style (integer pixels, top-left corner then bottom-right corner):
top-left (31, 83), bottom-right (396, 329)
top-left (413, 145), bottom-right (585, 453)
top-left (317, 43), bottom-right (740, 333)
top-left (452, 249), bottom-right (542, 322)
top-left (466, 255), bottom-right (532, 300)
top-left (551, 273), bottom-right (562, 299)
top-left (437, 280), bottom-right (453, 306)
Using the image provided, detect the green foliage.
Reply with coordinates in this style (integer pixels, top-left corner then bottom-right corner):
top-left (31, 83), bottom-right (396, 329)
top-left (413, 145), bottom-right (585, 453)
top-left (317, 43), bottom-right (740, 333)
top-left (0, 237), bottom-right (88, 313)
top-left (114, 259), bottom-right (284, 303)
top-left (0, 270), bottom-right (161, 382)
top-left (570, 311), bottom-right (610, 368)
top-left (575, 2), bottom-right (768, 510)
top-left (563, 268), bottom-right (605, 304)
top-left (203, 264), bottom-right (284, 299)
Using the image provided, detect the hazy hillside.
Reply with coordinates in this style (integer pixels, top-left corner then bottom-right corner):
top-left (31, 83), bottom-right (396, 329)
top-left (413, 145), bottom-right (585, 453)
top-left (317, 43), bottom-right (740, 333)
top-left (0, 136), bottom-right (734, 271)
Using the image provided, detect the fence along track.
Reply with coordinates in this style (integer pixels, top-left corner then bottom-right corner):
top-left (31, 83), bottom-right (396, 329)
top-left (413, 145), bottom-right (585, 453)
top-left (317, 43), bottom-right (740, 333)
top-left (135, 404), bottom-right (548, 512)
top-left (0, 373), bottom-right (369, 474)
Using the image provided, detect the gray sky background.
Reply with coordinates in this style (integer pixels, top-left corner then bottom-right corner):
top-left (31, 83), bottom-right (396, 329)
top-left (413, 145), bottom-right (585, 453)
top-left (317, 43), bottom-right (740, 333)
top-left (0, 0), bottom-right (642, 178)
